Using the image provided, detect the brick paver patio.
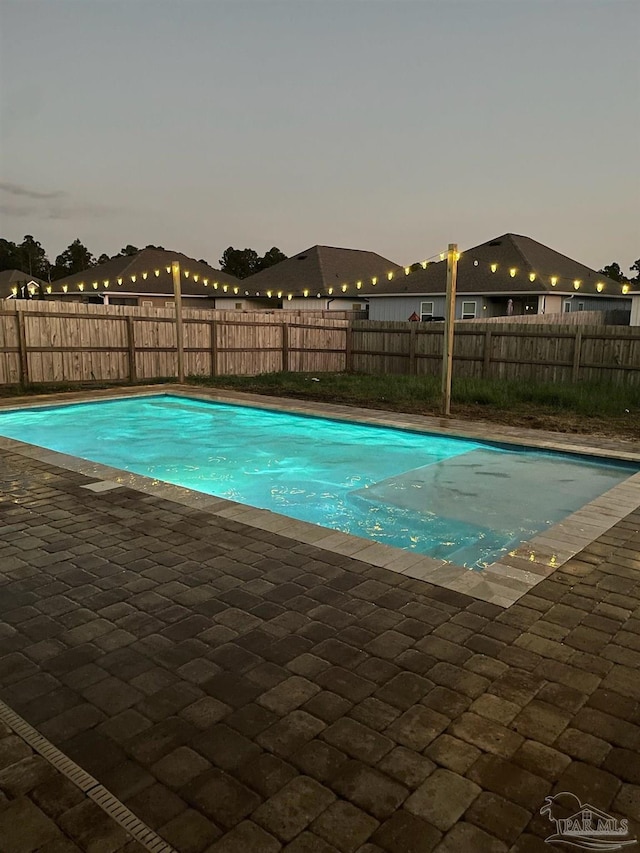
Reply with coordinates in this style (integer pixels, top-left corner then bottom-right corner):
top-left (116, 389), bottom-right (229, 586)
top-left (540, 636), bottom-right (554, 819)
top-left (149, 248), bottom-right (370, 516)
top-left (1, 438), bottom-right (639, 851)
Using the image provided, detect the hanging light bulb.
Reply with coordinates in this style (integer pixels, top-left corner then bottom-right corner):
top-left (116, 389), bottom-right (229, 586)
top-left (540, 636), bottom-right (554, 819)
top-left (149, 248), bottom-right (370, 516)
top-left (341, 284), bottom-right (347, 292)
top-left (277, 291), bottom-right (282, 298)
top-left (404, 267), bottom-right (410, 275)
top-left (303, 289), bottom-right (309, 297)
top-left (92, 282), bottom-right (98, 289)
top-left (155, 270), bottom-right (160, 277)
top-left (596, 282), bottom-right (604, 292)
top-left (166, 266), bottom-right (171, 273)
top-left (46, 285), bottom-right (52, 294)
top-left (356, 281), bottom-right (362, 289)
top-left (551, 276), bottom-right (558, 286)
top-left (421, 261), bottom-right (428, 269)
top-left (491, 264), bottom-right (497, 273)
top-left (328, 287), bottom-right (333, 295)
top-left (193, 274), bottom-right (199, 282)
top-left (222, 284), bottom-right (228, 292)
top-left (529, 273), bottom-right (536, 282)
top-left (203, 279), bottom-right (208, 285)
top-left (573, 280), bottom-right (581, 290)
top-left (387, 271), bottom-right (393, 280)
top-left (233, 286), bottom-right (239, 294)
top-left (622, 283), bottom-right (630, 294)
top-left (117, 278), bottom-right (123, 285)
top-left (131, 275), bottom-right (136, 282)
top-left (62, 284), bottom-right (68, 292)
top-left (372, 277), bottom-right (377, 285)
top-left (78, 283), bottom-right (84, 291)
top-left (509, 268), bottom-right (517, 278)
top-left (142, 272), bottom-right (148, 280)
top-left (266, 290), bottom-right (272, 298)
top-left (287, 294), bottom-right (292, 300)
top-left (184, 270), bottom-right (189, 278)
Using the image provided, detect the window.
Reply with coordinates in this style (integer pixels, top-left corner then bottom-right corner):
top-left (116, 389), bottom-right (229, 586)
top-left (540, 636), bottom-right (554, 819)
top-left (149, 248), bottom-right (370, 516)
top-left (461, 301), bottom-right (477, 319)
top-left (165, 300), bottom-right (175, 307)
top-left (420, 301), bottom-right (434, 321)
top-left (352, 304), bottom-right (363, 311)
top-left (235, 303), bottom-right (242, 310)
top-left (577, 302), bottom-right (585, 311)
top-left (563, 300), bottom-right (571, 313)
top-left (142, 300), bottom-right (153, 307)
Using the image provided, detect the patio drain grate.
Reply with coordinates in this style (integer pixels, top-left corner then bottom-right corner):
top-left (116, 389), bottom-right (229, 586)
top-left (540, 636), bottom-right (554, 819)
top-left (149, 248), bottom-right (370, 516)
top-left (0, 699), bottom-right (176, 853)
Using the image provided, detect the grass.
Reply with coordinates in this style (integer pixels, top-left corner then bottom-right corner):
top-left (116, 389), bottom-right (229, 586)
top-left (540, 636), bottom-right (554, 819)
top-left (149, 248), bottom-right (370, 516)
top-left (187, 372), bottom-right (640, 440)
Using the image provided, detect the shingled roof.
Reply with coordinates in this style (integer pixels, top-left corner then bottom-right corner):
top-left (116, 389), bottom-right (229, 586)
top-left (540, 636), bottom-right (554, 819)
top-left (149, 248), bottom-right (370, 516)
top-left (239, 245), bottom-right (402, 298)
top-left (50, 248), bottom-right (239, 297)
top-left (363, 234), bottom-right (629, 299)
top-left (0, 269), bottom-right (48, 299)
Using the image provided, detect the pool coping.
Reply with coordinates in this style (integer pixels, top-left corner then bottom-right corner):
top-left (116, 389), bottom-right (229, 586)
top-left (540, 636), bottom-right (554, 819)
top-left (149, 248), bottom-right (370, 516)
top-left (1, 383), bottom-right (639, 609)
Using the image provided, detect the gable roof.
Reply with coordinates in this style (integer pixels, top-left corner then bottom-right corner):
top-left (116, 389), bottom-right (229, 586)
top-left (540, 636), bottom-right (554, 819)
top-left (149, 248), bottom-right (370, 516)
top-left (237, 245), bottom-right (402, 299)
top-left (363, 234), bottom-right (629, 299)
top-left (0, 269), bottom-right (48, 299)
top-left (49, 248), bottom-right (240, 297)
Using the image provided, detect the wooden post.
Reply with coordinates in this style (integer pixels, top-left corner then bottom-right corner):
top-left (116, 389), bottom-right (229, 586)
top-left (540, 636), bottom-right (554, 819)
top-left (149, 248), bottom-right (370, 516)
top-left (345, 324), bottom-right (353, 372)
top-left (572, 329), bottom-right (583, 383)
top-left (16, 308), bottom-right (28, 386)
top-left (210, 320), bottom-right (218, 377)
top-left (482, 329), bottom-right (492, 379)
top-left (441, 243), bottom-right (458, 415)
top-left (281, 323), bottom-right (289, 372)
top-left (126, 316), bottom-right (136, 383)
top-left (171, 261), bottom-right (185, 383)
top-left (409, 325), bottom-right (417, 375)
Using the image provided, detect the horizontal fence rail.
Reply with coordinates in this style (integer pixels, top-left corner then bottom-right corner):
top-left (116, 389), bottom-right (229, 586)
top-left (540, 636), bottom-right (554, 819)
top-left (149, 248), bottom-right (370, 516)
top-left (0, 302), bottom-right (638, 387)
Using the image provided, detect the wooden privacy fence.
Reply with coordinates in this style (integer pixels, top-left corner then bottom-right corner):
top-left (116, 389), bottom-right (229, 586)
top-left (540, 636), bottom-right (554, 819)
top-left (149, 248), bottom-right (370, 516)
top-left (351, 320), bottom-right (640, 385)
top-left (0, 301), bottom-right (348, 385)
top-left (0, 302), bottom-right (638, 386)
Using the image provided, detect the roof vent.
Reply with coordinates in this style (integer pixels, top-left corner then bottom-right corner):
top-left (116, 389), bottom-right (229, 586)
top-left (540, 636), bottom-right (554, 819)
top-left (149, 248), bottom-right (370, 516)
top-left (488, 241), bottom-right (501, 247)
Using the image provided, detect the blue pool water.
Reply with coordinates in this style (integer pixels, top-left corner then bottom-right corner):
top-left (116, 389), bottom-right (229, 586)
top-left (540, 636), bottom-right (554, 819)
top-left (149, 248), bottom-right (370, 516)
top-left (0, 394), bottom-right (635, 569)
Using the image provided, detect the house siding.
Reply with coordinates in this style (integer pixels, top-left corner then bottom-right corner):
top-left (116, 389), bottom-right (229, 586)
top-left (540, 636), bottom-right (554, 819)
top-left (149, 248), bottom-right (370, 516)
top-left (561, 296), bottom-right (631, 313)
top-left (368, 296), bottom-right (488, 322)
top-left (630, 295), bottom-right (640, 326)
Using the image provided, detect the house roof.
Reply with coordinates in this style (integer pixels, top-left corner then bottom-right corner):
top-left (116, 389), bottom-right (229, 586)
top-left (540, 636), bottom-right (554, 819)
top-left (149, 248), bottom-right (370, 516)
top-left (49, 248), bottom-right (240, 297)
top-left (235, 245), bottom-right (402, 299)
top-left (0, 269), bottom-right (48, 299)
top-left (362, 234), bottom-right (629, 299)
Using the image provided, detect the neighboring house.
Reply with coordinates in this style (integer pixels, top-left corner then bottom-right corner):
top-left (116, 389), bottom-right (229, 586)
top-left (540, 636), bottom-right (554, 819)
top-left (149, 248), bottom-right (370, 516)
top-left (364, 234), bottom-right (632, 322)
top-left (0, 269), bottom-right (48, 300)
top-left (631, 286), bottom-right (640, 326)
top-left (213, 245), bottom-right (403, 311)
top-left (48, 248), bottom-right (240, 308)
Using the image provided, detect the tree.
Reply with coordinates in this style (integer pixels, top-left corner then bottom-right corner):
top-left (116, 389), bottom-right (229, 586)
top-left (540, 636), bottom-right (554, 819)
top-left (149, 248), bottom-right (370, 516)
top-left (118, 245), bottom-right (139, 256)
top-left (0, 239), bottom-right (20, 272)
top-left (255, 247), bottom-right (287, 272)
top-left (599, 262), bottom-right (625, 282)
top-left (219, 247), bottom-right (260, 279)
top-left (53, 239), bottom-right (95, 278)
top-left (97, 253), bottom-right (111, 265)
top-left (219, 246), bottom-right (287, 278)
top-left (630, 259), bottom-right (640, 283)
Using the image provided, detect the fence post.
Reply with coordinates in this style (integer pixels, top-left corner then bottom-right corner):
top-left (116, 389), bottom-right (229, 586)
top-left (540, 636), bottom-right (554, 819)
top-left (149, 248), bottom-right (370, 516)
top-left (281, 323), bottom-right (289, 372)
top-left (171, 261), bottom-right (185, 383)
top-left (482, 329), bottom-right (492, 378)
top-left (126, 316), bottom-right (136, 383)
top-left (210, 320), bottom-right (218, 376)
top-left (16, 309), bottom-right (29, 386)
top-left (572, 329), bottom-right (583, 382)
top-left (409, 325), bottom-right (417, 375)
top-left (441, 244), bottom-right (458, 415)
top-left (345, 323), bottom-right (353, 372)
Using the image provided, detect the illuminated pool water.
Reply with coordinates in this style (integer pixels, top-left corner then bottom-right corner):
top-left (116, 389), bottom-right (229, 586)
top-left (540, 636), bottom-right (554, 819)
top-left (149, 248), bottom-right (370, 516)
top-left (0, 394), bottom-right (635, 569)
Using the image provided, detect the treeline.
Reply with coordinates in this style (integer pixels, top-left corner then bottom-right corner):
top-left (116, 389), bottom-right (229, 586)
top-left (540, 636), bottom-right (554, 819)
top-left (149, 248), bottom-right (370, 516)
top-left (0, 235), bottom-right (288, 282)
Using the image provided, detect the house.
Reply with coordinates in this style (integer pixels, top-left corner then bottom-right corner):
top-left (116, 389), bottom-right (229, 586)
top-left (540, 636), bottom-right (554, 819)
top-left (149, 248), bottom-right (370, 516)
top-left (46, 248), bottom-right (240, 308)
top-left (213, 245), bottom-right (402, 312)
top-left (363, 234), bottom-right (632, 322)
top-left (0, 269), bottom-right (48, 300)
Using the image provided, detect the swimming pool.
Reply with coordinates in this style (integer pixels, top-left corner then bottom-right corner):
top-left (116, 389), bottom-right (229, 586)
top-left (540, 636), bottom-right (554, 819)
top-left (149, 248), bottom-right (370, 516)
top-left (0, 393), bottom-right (636, 570)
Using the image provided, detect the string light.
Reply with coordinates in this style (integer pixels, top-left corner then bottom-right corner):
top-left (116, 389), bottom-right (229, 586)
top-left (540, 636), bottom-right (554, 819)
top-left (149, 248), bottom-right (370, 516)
top-left (387, 272), bottom-right (394, 280)
top-left (277, 291), bottom-right (282, 298)
top-left (574, 280), bottom-right (581, 290)
top-left (193, 274), bottom-right (199, 282)
top-left (266, 290), bottom-right (272, 298)
top-left (131, 275), bottom-right (136, 282)
top-left (596, 282), bottom-right (604, 292)
top-left (233, 286), bottom-right (239, 294)
top-left (166, 266), bottom-right (171, 273)
top-left (551, 277), bottom-right (557, 286)
top-left (341, 284), bottom-right (347, 292)
top-left (529, 273), bottom-right (536, 282)
top-left (92, 282), bottom-right (98, 289)
top-left (184, 270), bottom-right (189, 278)
top-left (372, 277), bottom-right (377, 285)
top-left (62, 285), bottom-right (68, 292)
top-left (287, 294), bottom-right (292, 300)
top-left (303, 289), bottom-right (309, 297)
top-left (491, 264), bottom-right (498, 273)
top-left (421, 262), bottom-right (428, 269)
top-left (510, 268), bottom-right (517, 278)
top-left (78, 283), bottom-right (84, 291)
top-left (142, 272), bottom-right (148, 280)
top-left (155, 270), bottom-right (160, 276)
top-left (117, 278), bottom-right (123, 285)
top-left (404, 267), bottom-right (411, 275)
top-left (46, 286), bottom-right (52, 294)
top-left (622, 283), bottom-right (630, 294)
top-left (356, 281), bottom-right (362, 289)
top-left (328, 287), bottom-right (333, 295)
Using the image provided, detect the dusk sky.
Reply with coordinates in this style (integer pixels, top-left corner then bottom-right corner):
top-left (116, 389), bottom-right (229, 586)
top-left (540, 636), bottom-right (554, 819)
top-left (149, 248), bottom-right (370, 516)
top-left (1, 0), bottom-right (638, 273)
